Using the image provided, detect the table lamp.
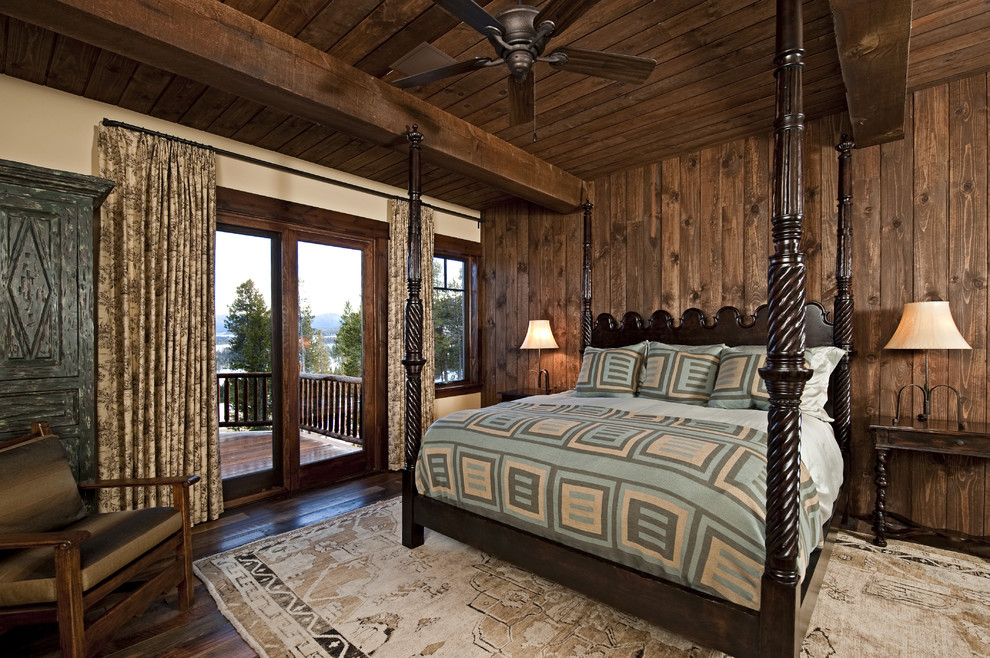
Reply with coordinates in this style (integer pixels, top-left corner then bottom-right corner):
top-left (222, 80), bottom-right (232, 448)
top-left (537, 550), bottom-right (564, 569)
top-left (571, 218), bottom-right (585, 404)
top-left (884, 301), bottom-right (970, 428)
top-left (520, 320), bottom-right (558, 394)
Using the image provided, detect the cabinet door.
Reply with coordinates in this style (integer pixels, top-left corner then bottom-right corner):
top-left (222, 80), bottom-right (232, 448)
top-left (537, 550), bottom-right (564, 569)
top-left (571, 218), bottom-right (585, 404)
top-left (0, 167), bottom-right (106, 480)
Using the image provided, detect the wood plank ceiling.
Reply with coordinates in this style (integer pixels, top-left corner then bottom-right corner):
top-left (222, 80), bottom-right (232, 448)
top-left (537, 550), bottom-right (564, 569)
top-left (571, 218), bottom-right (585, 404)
top-left (1, 0), bottom-right (989, 211)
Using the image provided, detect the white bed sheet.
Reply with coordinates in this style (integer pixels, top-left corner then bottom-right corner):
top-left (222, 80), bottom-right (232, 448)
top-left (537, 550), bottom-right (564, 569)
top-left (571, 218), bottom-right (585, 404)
top-left (526, 391), bottom-right (844, 517)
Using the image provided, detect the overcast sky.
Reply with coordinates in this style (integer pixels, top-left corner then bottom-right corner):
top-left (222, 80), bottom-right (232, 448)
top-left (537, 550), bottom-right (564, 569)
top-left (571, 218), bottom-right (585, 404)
top-left (215, 231), bottom-right (362, 316)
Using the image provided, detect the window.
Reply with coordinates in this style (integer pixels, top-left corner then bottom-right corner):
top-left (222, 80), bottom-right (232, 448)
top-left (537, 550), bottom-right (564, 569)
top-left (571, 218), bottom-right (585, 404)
top-left (433, 256), bottom-right (465, 382)
top-left (433, 235), bottom-right (480, 397)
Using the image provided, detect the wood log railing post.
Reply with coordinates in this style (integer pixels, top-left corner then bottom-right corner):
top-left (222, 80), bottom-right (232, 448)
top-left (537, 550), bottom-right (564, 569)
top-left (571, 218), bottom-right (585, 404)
top-left (232, 378), bottom-right (240, 423)
top-left (581, 199), bottom-right (594, 351)
top-left (261, 375), bottom-right (268, 422)
top-left (402, 126), bottom-right (426, 548)
top-left (760, 0), bottom-right (809, 655)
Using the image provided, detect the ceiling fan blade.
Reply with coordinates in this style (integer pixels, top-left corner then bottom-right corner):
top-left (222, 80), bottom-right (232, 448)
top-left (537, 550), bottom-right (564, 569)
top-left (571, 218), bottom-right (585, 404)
top-left (508, 75), bottom-right (535, 127)
top-left (549, 47), bottom-right (657, 84)
top-left (393, 57), bottom-right (492, 88)
top-left (433, 0), bottom-right (505, 36)
top-left (535, 0), bottom-right (601, 35)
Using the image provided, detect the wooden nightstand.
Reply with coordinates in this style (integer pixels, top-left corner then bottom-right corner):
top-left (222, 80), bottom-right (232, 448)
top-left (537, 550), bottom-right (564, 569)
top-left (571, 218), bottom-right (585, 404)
top-left (870, 418), bottom-right (990, 555)
top-left (498, 388), bottom-right (555, 402)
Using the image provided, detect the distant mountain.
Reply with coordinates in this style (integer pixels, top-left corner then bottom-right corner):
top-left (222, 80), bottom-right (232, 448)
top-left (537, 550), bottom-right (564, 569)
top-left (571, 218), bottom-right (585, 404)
top-left (311, 312), bottom-right (341, 333)
top-left (215, 312), bottom-right (341, 335)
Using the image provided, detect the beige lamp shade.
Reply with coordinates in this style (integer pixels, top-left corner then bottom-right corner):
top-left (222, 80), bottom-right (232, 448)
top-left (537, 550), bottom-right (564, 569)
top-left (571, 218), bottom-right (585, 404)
top-left (520, 320), bottom-right (558, 350)
top-left (884, 301), bottom-right (971, 350)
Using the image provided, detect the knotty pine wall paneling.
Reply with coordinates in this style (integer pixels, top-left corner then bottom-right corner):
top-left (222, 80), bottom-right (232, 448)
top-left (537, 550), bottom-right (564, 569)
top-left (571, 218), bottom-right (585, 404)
top-left (944, 76), bottom-right (990, 534)
top-left (850, 128), bottom-right (883, 526)
top-left (878, 93), bottom-right (917, 528)
top-left (481, 71), bottom-right (990, 533)
top-left (913, 83), bottom-right (952, 528)
top-left (947, 75), bottom-right (988, 533)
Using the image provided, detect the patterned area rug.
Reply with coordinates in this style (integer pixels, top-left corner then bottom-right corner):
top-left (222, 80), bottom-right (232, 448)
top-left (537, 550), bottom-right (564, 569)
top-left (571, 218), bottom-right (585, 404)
top-left (194, 498), bottom-right (990, 657)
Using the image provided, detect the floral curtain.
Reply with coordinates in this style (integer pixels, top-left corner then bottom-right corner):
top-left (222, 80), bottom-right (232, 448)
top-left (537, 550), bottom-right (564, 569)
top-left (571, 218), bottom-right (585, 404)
top-left (387, 199), bottom-right (435, 470)
top-left (96, 125), bottom-right (223, 524)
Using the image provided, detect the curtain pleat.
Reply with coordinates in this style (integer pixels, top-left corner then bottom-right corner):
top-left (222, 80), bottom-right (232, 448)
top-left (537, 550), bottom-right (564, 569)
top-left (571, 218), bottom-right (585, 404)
top-left (96, 125), bottom-right (223, 523)
top-left (387, 199), bottom-right (435, 471)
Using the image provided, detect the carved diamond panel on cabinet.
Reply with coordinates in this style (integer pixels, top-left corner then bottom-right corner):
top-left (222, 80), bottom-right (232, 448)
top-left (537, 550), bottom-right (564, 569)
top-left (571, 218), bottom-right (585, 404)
top-left (6, 210), bottom-right (58, 361)
top-left (3, 205), bottom-right (71, 374)
top-left (0, 159), bottom-right (113, 480)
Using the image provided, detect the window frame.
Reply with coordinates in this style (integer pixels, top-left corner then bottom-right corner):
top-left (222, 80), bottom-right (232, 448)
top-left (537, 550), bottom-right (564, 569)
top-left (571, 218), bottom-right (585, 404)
top-left (433, 234), bottom-right (481, 398)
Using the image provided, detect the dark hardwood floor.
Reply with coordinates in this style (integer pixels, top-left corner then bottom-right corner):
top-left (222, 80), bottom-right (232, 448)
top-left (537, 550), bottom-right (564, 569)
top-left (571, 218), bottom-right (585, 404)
top-left (2, 471), bottom-right (401, 657)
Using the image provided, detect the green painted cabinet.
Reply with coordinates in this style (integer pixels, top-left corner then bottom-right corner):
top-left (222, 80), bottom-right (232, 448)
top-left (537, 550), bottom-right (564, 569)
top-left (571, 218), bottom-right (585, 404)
top-left (0, 159), bottom-right (113, 480)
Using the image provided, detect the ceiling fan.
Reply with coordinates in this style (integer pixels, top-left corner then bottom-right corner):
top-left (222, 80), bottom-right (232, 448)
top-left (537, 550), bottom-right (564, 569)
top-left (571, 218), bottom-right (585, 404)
top-left (392, 0), bottom-right (657, 127)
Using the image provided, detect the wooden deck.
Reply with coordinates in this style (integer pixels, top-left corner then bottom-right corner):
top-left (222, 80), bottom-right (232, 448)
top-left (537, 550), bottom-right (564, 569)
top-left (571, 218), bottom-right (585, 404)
top-left (219, 429), bottom-right (360, 479)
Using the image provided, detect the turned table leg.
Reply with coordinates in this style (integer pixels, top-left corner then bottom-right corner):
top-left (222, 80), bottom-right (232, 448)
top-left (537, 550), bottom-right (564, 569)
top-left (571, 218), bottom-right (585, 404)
top-left (873, 447), bottom-right (889, 547)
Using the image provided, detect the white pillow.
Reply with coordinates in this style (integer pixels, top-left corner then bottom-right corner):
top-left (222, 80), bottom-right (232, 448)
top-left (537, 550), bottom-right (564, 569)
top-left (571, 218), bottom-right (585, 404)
top-left (709, 345), bottom-right (846, 421)
top-left (802, 346), bottom-right (847, 421)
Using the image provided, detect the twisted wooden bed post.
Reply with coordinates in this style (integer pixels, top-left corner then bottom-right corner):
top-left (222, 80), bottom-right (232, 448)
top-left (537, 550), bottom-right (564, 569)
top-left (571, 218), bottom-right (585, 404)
top-left (760, 0), bottom-right (808, 654)
top-left (833, 135), bottom-right (854, 459)
top-left (833, 135), bottom-right (855, 525)
top-left (402, 126), bottom-right (425, 548)
top-left (581, 199), bottom-right (594, 351)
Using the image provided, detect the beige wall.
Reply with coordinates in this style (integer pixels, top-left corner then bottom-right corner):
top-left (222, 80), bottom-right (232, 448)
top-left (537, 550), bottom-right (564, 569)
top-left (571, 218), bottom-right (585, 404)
top-left (434, 393), bottom-right (481, 420)
top-left (0, 73), bottom-right (481, 418)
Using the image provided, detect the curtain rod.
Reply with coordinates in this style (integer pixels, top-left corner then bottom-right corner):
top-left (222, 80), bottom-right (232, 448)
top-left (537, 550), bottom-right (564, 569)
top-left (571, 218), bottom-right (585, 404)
top-left (100, 118), bottom-right (483, 223)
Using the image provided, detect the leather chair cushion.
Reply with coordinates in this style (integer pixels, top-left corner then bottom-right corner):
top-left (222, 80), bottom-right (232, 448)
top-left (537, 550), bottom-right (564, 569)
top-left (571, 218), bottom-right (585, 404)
top-left (0, 508), bottom-right (182, 606)
top-left (0, 435), bottom-right (88, 534)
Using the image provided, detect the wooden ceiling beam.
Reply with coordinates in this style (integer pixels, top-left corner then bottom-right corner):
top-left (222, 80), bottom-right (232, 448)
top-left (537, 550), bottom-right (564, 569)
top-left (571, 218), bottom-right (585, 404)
top-left (0, 0), bottom-right (586, 212)
top-left (829, 0), bottom-right (913, 148)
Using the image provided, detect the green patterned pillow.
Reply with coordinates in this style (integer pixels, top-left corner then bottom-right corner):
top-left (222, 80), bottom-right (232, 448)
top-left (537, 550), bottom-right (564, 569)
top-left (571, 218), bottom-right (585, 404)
top-left (574, 342), bottom-right (647, 397)
top-left (638, 342), bottom-right (723, 405)
top-left (708, 347), bottom-right (769, 409)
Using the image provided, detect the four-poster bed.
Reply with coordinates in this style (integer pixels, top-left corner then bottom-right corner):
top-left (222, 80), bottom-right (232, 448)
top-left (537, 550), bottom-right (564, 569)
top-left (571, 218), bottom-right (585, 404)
top-left (400, 2), bottom-right (855, 656)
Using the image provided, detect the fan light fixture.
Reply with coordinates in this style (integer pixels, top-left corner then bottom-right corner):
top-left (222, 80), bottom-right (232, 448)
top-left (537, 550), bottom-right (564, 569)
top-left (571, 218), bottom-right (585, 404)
top-left (391, 0), bottom-right (657, 127)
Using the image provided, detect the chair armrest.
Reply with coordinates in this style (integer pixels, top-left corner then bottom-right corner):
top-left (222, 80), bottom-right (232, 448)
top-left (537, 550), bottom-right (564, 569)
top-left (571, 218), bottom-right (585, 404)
top-left (0, 530), bottom-right (91, 550)
top-left (78, 475), bottom-right (201, 489)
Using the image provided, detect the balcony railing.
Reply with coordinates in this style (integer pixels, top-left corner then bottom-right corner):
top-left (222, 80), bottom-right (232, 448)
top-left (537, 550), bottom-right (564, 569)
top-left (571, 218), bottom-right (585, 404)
top-left (216, 372), bottom-right (362, 446)
top-left (300, 374), bottom-right (362, 443)
top-left (217, 372), bottom-right (270, 427)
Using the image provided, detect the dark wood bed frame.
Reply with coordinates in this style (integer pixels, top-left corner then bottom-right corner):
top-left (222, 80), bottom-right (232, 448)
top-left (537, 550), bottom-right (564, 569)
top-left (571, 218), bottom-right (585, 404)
top-left (399, 3), bottom-right (855, 656)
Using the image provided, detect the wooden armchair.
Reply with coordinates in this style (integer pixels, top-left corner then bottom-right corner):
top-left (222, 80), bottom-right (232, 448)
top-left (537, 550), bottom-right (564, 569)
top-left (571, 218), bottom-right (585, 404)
top-left (0, 422), bottom-right (200, 657)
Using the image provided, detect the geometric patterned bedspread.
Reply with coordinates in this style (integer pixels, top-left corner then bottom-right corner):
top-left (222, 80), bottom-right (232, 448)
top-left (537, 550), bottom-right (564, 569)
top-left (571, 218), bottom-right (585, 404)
top-left (415, 401), bottom-right (825, 610)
